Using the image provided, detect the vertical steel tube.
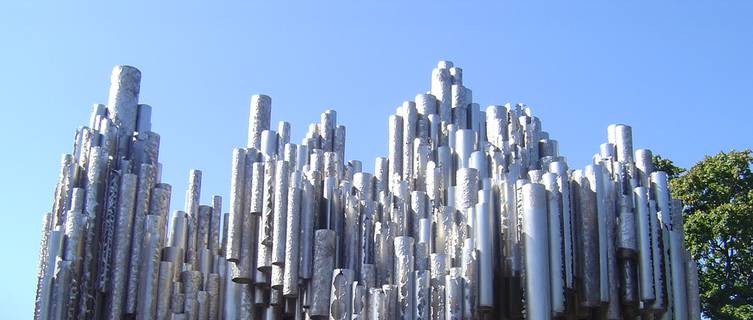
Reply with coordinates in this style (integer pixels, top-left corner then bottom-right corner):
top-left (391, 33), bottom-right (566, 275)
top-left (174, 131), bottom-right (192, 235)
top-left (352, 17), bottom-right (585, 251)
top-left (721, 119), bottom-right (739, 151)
top-left (431, 65), bottom-right (452, 124)
top-left (541, 173), bottom-right (565, 314)
top-left (521, 183), bottom-right (551, 320)
top-left (585, 164), bottom-right (610, 303)
top-left (395, 236), bottom-right (415, 320)
top-left (445, 268), bottom-right (463, 320)
top-left (282, 182), bottom-right (302, 297)
top-left (329, 269), bottom-right (354, 320)
top-left (106, 173), bottom-right (138, 320)
top-left (226, 148), bottom-right (246, 262)
top-left (310, 229), bottom-right (336, 317)
top-left (669, 199), bottom-right (688, 319)
top-left (136, 214), bottom-right (165, 320)
top-left (633, 186), bottom-right (655, 302)
top-left (388, 115), bottom-right (404, 190)
top-left (573, 172), bottom-right (600, 307)
top-left (247, 94), bottom-right (272, 149)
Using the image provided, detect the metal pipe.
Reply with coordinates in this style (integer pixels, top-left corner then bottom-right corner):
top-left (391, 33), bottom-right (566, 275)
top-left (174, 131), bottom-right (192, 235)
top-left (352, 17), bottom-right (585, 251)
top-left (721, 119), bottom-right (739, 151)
top-left (105, 173), bottom-right (138, 320)
top-left (226, 148), bottom-right (246, 262)
top-left (248, 94), bottom-right (272, 149)
top-left (282, 182), bottom-right (302, 297)
top-left (521, 182), bottom-right (551, 320)
top-left (445, 268), bottom-right (463, 320)
top-left (329, 269), bottom-right (354, 320)
top-left (572, 172), bottom-right (600, 307)
top-left (395, 236), bottom-right (415, 320)
top-left (309, 229), bottom-right (336, 317)
top-left (633, 186), bottom-right (656, 302)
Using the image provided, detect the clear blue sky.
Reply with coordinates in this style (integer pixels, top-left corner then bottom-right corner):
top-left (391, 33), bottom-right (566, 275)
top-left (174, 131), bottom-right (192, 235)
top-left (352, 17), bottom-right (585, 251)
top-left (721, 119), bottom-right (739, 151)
top-left (1, 1), bottom-right (751, 318)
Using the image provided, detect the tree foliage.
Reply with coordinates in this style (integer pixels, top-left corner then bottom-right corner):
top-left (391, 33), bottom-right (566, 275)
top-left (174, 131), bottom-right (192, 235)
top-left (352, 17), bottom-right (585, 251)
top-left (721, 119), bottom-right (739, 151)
top-left (655, 150), bottom-right (753, 319)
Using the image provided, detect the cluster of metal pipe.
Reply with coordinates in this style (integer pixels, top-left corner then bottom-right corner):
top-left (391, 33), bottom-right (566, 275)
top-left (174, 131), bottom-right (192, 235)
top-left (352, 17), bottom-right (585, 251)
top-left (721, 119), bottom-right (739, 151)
top-left (34, 61), bottom-right (701, 319)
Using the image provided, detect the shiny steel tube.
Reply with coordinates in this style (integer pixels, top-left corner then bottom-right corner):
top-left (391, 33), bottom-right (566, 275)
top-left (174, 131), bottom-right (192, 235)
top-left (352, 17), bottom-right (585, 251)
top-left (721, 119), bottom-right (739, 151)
top-left (429, 254), bottom-right (446, 320)
top-left (257, 158), bottom-right (276, 272)
top-left (299, 178), bottom-right (315, 280)
top-left (648, 199), bottom-right (665, 310)
top-left (585, 164), bottom-right (610, 303)
top-left (282, 183), bottom-right (302, 297)
top-left (608, 124), bottom-right (633, 163)
top-left (156, 261), bottom-right (173, 320)
top-left (126, 164), bottom-right (156, 314)
top-left (541, 173), bottom-right (565, 314)
top-left (445, 268), bottom-right (463, 320)
top-left (633, 186), bottom-right (655, 302)
top-left (105, 173), bottom-right (138, 320)
top-left (247, 94), bottom-right (272, 149)
top-left (329, 269), bottom-right (354, 320)
top-left (669, 199), bottom-right (688, 319)
top-left (106, 65), bottom-right (141, 140)
top-left (136, 215), bottom-right (165, 320)
top-left (271, 160), bottom-right (290, 266)
top-left (454, 168), bottom-right (478, 211)
top-left (368, 287), bottom-right (385, 320)
top-left (454, 129), bottom-right (474, 169)
top-left (395, 236), bottom-right (415, 320)
top-left (431, 65), bottom-right (452, 123)
top-left (226, 148), bottom-right (246, 262)
top-left (521, 183), bottom-right (551, 320)
top-left (635, 149), bottom-right (653, 188)
top-left (320, 110), bottom-right (336, 152)
top-left (686, 259), bottom-right (701, 320)
top-left (403, 102), bottom-right (417, 187)
top-left (473, 199), bottom-right (494, 311)
top-left (309, 229), bottom-right (336, 317)
top-left (388, 114), bottom-right (404, 189)
top-left (573, 172), bottom-right (600, 307)
top-left (414, 270), bottom-right (429, 320)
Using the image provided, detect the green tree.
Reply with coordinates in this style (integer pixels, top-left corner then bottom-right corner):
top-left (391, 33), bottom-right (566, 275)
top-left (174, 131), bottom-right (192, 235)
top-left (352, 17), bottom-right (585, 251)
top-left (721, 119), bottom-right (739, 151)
top-left (655, 150), bottom-right (753, 319)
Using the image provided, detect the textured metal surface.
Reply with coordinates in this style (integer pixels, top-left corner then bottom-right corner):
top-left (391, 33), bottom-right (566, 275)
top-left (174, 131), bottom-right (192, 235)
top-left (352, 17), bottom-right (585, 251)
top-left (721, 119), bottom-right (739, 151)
top-left (34, 62), bottom-right (700, 320)
top-left (310, 229), bottom-right (336, 317)
top-left (105, 173), bottom-right (137, 320)
top-left (573, 172), bottom-right (600, 307)
top-left (521, 183), bottom-right (551, 319)
top-left (226, 148), bottom-right (246, 262)
top-left (247, 94), bottom-right (272, 149)
top-left (106, 65), bottom-right (141, 138)
top-left (633, 186), bottom-right (656, 302)
top-left (282, 185), bottom-right (301, 297)
top-left (329, 269), bottom-right (354, 320)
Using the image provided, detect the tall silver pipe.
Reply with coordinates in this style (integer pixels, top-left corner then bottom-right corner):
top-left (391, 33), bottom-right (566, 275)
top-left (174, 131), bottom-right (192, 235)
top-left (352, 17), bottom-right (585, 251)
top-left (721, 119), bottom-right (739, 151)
top-left (388, 114), bottom-right (404, 190)
top-left (105, 173), bottom-right (138, 320)
top-left (136, 215), bottom-right (165, 320)
top-left (106, 65), bottom-right (140, 144)
top-left (310, 229), bottom-right (336, 317)
top-left (521, 183), bottom-right (551, 320)
top-left (473, 199), bottom-right (494, 311)
top-left (329, 269), bottom-right (354, 320)
top-left (271, 160), bottom-right (290, 266)
top-left (431, 65), bottom-right (452, 124)
top-left (395, 236), bottom-right (415, 320)
top-left (585, 164), bottom-right (610, 302)
top-left (282, 182), bottom-right (302, 297)
top-left (226, 148), bottom-right (246, 262)
top-left (572, 172), bottom-right (600, 307)
top-left (445, 268), bottom-right (463, 320)
top-left (247, 94), bottom-right (272, 150)
top-left (541, 173), bottom-right (565, 314)
top-left (669, 199), bottom-right (688, 319)
top-left (257, 159), bottom-right (276, 272)
top-left (633, 186), bottom-right (656, 302)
